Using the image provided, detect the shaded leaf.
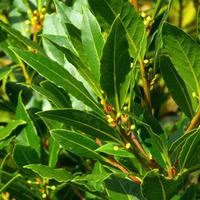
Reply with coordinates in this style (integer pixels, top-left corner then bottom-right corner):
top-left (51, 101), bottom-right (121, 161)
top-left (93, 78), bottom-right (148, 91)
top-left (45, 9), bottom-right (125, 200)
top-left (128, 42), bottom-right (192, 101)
top-left (160, 55), bottom-right (195, 118)
top-left (51, 129), bottom-right (104, 160)
top-left (100, 16), bottom-right (130, 110)
top-left (38, 109), bottom-right (121, 143)
top-left (11, 47), bottom-right (103, 114)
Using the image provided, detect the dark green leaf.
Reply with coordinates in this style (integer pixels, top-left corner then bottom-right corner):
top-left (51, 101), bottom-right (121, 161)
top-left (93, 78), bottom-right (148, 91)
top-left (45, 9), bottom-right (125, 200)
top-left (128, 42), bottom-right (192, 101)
top-left (100, 16), bottom-right (131, 111)
top-left (160, 55), bottom-right (195, 118)
top-left (0, 22), bottom-right (44, 54)
top-left (179, 128), bottom-right (200, 171)
top-left (162, 23), bottom-right (200, 96)
top-left (16, 95), bottom-right (40, 156)
top-left (11, 47), bottom-right (103, 114)
top-left (51, 129), bottom-right (104, 160)
top-left (24, 164), bottom-right (72, 182)
top-left (32, 80), bottom-right (71, 108)
top-left (81, 8), bottom-right (104, 81)
top-left (13, 145), bottom-right (39, 167)
top-left (141, 170), bottom-right (182, 200)
top-left (38, 109), bottom-right (121, 143)
top-left (0, 67), bottom-right (12, 81)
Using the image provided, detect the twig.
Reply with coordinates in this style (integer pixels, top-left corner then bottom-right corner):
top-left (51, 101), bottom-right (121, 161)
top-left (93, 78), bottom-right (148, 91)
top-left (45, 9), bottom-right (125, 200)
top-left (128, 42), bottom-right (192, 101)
top-left (72, 187), bottom-right (86, 200)
top-left (131, 0), bottom-right (138, 9)
top-left (179, 0), bottom-right (183, 27)
top-left (105, 158), bottom-right (141, 184)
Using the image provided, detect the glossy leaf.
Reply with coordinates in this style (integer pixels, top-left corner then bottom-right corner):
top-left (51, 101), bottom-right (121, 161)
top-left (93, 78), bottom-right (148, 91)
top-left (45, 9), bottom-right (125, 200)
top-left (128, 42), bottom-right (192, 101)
top-left (179, 128), bottom-right (200, 171)
top-left (32, 80), bottom-right (71, 108)
top-left (120, 2), bottom-right (146, 59)
top-left (24, 164), bottom-right (72, 182)
top-left (0, 22), bottom-right (44, 54)
top-left (11, 47), bottom-right (103, 114)
top-left (51, 129), bottom-right (104, 160)
top-left (16, 95), bottom-right (40, 156)
top-left (100, 16), bottom-right (131, 110)
top-left (160, 55), bottom-right (195, 118)
top-left (0, 120), bottom-right (26, 141)
top-left (96, 143), bottom-right (135, 158)
top-left (162, 23), bottom-right (200, 95)
top-left (81, 8), bottom-right (104, 81)
top-left (38, 109), bottom-right (121, 143)
top-left (13, 145), bottom-right (39, 167)
top-left (141, 170), bottom-right (182, 200)
top-left (48, 136), bottom-right (60, 168)
top-left (105, 175), bottom-right (141, 200)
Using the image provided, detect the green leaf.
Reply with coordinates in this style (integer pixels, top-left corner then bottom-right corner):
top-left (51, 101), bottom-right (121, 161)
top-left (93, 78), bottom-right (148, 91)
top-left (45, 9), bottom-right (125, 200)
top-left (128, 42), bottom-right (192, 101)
top-left (0, 22), bottom-right (44, 54)
top-left (38, 109), bottom-right (121, 143)
top-left (13, 145), bottom-right (39, 167)
top-left (81, 8), bottom-right (104, 81)
top-left (11, 47), bottom-right (103, 114)
top-left (96, 143), bottom-right (135, 158)
top-left (160, 55), bottom-right (195, 118)
top-left (48, 136), bottom-right (60, 168)
top-left (32, 81), bottom-right (71, 108)
top-left (16, 95), bottom-right (40, 156)
top-left (0, 120), bottom-right (26, 141)
top-left (24, 164), bottom-right (72, 182)
top-left (105, 175), bottom-right (141, 200)
top-left (120, 2), bottom-right (146, 59)
top-left (179, 128), bottom-right (200, 171)
top-left (197, 6), bottom-right (200, 40)
top-left (0, 67), bottom-right (12, 81)
top-left (162, 23), bottom-right (200, 96)
top-left (51, 129), bottom-right (104, 160)
top-left (100, 16), bottom-right (131, 111)
top-left (141, 170), bottom-right (182, 200)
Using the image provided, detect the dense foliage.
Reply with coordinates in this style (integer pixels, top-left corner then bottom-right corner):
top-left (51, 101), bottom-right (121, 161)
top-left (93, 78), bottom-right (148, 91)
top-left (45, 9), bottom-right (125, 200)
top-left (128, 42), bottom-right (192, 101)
top-left (0, 0), bottom-right (199, 199)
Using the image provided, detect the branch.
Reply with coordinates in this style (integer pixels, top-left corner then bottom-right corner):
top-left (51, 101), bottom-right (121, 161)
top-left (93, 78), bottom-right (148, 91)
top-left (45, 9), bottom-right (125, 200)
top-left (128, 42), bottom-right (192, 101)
top-left (105, 158), bottom-right (141, 184)
top-left (131, 0), bottom-right (138, 9)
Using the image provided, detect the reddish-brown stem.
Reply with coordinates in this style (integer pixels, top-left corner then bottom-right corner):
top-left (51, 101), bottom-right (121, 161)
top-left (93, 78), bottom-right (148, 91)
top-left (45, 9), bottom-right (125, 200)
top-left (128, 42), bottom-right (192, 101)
top-left (72, 187), bottom-right (86, 200)
top-left (131, 0), bottom-right (138, 9)
top-left (130, 132), bottom-right (149, 160)
top-left (105, 158), bottom-right (141, 184)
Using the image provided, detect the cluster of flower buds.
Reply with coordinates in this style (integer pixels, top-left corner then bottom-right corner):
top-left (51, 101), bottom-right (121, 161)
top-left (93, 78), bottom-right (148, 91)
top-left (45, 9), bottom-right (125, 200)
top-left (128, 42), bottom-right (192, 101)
top-left (27, 7), bottom-right (46, 34)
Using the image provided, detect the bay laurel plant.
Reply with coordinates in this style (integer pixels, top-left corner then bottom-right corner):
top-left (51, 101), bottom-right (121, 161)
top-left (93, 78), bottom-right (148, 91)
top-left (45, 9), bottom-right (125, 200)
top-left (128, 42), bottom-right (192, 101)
top-left (0, 0), bottom-right (200, 199)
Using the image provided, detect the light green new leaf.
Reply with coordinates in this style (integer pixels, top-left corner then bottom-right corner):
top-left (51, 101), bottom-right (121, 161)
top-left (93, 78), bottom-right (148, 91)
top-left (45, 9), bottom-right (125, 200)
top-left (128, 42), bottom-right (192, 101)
top-left (100, 16), bottom-right (131, 111)
top-left (0, 120), bottom-right (26, 141)
top-left (162, 23), bottom-right (200, 96)
top-left (38, 109), bottom-right (121, 143)
top-left (11, 47), bottom-right (103, 114)
top-left (81, 8), bottom-right (104, 81)
top-left (0, 67), bottom-right (12, 81)
top-left (16, 95), bottom-right (40, 156)
top-left (141, 170), bottom-right (182, 200)
top-left (179, 128), bottom-right (200, 171)
top-left (51, 129), bottom-right (103, 160)
top-left (24, 164), bottom-right (72, 182)
top-left (0, 22), bottom-right (44, 54)
top-left (96, 143), bottom-right (135, 158)
top-left (160, 55), bottom-right (195, 118)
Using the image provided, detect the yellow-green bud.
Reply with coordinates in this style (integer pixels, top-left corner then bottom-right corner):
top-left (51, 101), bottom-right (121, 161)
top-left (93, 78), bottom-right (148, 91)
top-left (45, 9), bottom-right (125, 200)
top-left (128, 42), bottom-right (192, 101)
top-left (141, 12), bottom-right (146, 18)
top-left (130, 124), bottom-right (136, 130)
top-left (192, 92), bottom-right (196, 98)
top-left (27, 180), bottom-right (32, 184)
top-left (143, 59), bottom-right (149, 64)
top-left (42, 193), bottom-right (47, 198)
top-left (113, 146), bottom-right (119, 151)
top-left (125, 143), bottom-right (131, 149)
top-left (51, 185), bottom-right (56, 190)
